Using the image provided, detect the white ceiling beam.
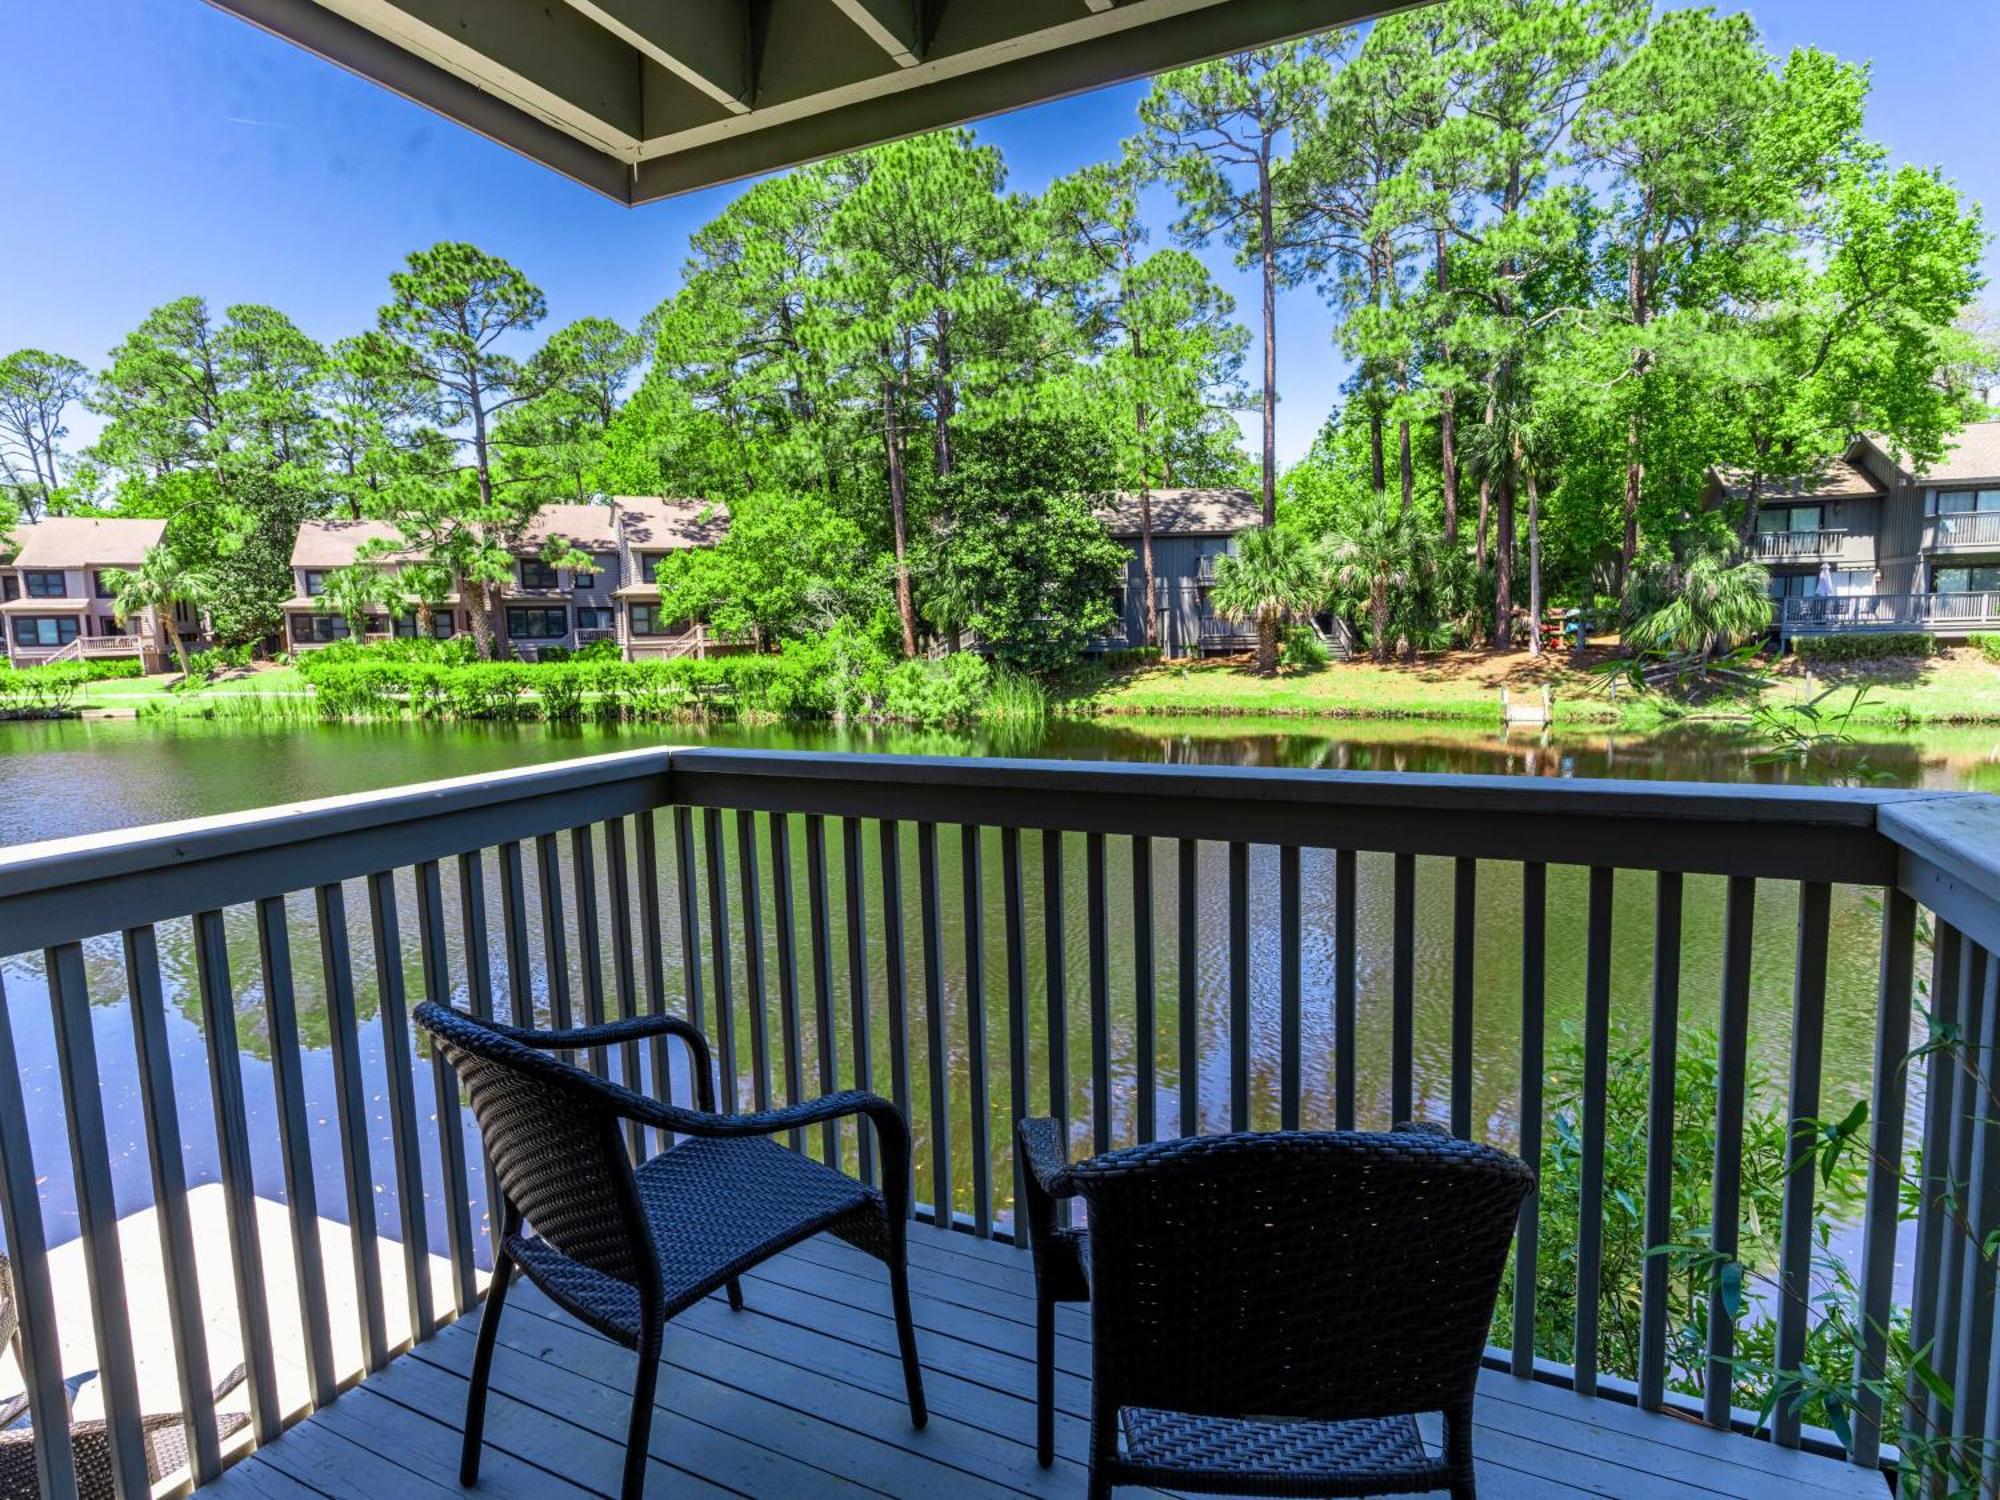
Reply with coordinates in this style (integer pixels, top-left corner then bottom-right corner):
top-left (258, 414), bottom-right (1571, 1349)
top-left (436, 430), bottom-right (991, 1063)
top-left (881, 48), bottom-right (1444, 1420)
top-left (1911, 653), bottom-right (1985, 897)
top-left (828, 0), bottom-right (924, 69)
top-left (565, 0), bottom-right (756, 113)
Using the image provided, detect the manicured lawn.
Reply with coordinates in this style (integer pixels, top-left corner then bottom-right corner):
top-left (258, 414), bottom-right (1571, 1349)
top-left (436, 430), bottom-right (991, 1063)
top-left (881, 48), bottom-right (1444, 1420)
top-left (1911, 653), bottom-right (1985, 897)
top-left (79, 665), bottom-right (309, 705)
top-left (1068, 647), bottom-right (2000, 726)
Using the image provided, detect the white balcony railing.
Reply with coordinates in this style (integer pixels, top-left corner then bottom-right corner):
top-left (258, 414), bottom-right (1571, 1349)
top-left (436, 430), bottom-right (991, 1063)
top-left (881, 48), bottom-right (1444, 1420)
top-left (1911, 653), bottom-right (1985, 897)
top-left (1754, 528), bottom-right (1847, 563)
top-left (78, 634), bottom-right (144, 655)
top-left (1779, 592), bottom-right (2000, 634)
top-left (1924, 509), bottom-right (2000, 552)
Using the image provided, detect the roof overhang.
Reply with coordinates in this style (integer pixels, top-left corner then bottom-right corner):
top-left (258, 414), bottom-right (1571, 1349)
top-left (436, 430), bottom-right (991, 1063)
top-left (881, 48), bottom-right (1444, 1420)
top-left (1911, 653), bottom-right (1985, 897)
top-left (206, 0), bottom-right (1405, 204)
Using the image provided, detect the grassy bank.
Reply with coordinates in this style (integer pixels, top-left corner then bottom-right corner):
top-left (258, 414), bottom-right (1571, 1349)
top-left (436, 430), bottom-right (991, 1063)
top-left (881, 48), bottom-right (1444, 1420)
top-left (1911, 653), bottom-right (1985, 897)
top-left (1063, 646), bottom-right (2000, 727)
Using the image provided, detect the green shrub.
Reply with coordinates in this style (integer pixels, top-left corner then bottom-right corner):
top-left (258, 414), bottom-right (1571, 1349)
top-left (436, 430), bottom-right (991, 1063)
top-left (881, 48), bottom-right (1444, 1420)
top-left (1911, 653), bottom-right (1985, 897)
top-left (572, 637), bottom-right (623, 662)
top-left (1281, 624), bottom-right (1329, 669)
top-left (1790, 632), bottom-right (1936, 662)
top-left (1972, 632), bottom-right (2000, 664)
top-left (0, 665), bottom-right (91, 714)
top-left (1100, 646), bottom-right (1163, 669)
top-left (882, 653), bottom-right (990, 727)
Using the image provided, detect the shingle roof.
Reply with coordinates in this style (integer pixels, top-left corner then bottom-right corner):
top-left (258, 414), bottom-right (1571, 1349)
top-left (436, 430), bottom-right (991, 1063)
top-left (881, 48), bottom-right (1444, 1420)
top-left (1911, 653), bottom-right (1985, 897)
top-left (1709, 459), bottom-right (1882, 503)
top-left (1096, 488), bottom-right (1262, 538)
top-left (291, 519), bottom-right (417, 569)
top-left (1907, 419), bottom-right (2000, 485)
top-left (522, 503), bottom-right (618, 552)
top-left (615, 497), bottom-right (730, 550)
top-left (11, 516), bottom-right (166, 569)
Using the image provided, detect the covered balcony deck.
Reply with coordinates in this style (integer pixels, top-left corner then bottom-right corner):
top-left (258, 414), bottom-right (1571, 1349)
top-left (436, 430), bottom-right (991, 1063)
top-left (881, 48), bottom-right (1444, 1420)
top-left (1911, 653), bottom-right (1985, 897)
top-left (0, 749), bottom-right (1994, 1499)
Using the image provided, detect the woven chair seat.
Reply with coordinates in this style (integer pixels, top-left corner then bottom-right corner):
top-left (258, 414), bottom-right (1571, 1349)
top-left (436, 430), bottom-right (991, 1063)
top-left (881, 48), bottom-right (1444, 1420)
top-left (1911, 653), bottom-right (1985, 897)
top-left (510, 1132), bottom-right (880, 1344)
top-left (1119, 1408), bottom-right (1445, 1494)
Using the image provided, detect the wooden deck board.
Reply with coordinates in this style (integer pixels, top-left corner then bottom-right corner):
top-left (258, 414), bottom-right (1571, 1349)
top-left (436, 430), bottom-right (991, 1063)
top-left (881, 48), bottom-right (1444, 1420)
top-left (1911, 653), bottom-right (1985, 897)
top-left (212, 1230), bottom-right (1885, 1499)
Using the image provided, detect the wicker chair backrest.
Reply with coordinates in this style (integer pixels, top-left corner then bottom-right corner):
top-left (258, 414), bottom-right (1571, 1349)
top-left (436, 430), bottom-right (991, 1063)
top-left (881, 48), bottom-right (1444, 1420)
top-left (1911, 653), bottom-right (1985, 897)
top-left (417, 1005), bottom-right (648, 1287)
top-left (1071, 1130), bottom-right (1533, 1423)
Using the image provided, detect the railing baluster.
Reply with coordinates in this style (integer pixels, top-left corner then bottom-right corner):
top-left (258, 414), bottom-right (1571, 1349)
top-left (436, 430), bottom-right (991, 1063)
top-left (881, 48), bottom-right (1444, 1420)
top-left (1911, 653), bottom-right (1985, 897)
top-left (1929, 935), bottom-right (1982, 1448)
top-left (1334, 848), bottom-right (1357, 1132)
top-left (917, 821), bottom-right (952, 1226)
top-left (1705, 874), bottom-right (1757, 1428)
top-left (1133, 836), bottom-right (1156, 1144)
top-left (1774, 881), bottom-right (1831, 1448)
top-left (416, 861), bottom-right (477, 1314)
top-left (572, 826), bottom-right (607, 1073)
top-left (458, 850), bottom-right (507, 1256)
top-left (1451, 857), bottom-right (1477, 1139)
top-left (1002, 826), bottom-right (1030, 1242)
top-left (195, 907), bottom-right (281, 1441)
top-left (961, 825), bottom-right (992, 1237)
top-left (703, 807), bottom-right (738, 1114)
top-left (535, 832), bottom-right (572, 1032)
top-left (770, 813), bottom-right (805, 1151)
top-left (674, 804), bottom-right (706, 1071)
top-left (1280, 845), bottom-right (1301, 1132)
top-left (1574, 865), bottom-right (1615, 1398)
top-left (1088, 831), bottom-right (1111, 1154)
top-left (740, 810), bottom-right (773, 1114)
top-left (254, 897), bottom-right (337, 1404)
top-left (602, 821), bottom-right (647, 1165)
top-left (1951, 942), bottom-right (1998, 1450)
top-left (807, 814), bottom-right (840, 1165)
top-left (638, 810), bottom-right (674, 1142)
top-left (0, 972), bottom-right (78, 1498)
top-left (879, 819), bottom-right (913, 1212)
top-left (1904, 917), bottom-right (1961, 1449)
top-left (1391, 852), bottom-right (1415, 1124)
top-left (1228, 840), bottom-right (1249, 1134)
top-left (317, 883), bottom-right (389, 1374)
top-left (369, 869), bottom-right (434, 1346)
top-left (1178, 837), bottom-right (1197, 1138)
top-left (1848, 888), bottom-right (1912, 1472)
top-left (498, 842), bottom-right (533, 1028)
top-left (843, 818), bottom-right (876, 1186)
top-left (1044, 830), bottom-right (1070, 1140)
top-left (1512, 861), bottom-right (1548, 1378)
top-left (45, 941), bottom-right (149, 1499)
top-left (1637, 870), bottom-right (1684, 1410)
top-left (124, 926), bottom-right (222, 1482)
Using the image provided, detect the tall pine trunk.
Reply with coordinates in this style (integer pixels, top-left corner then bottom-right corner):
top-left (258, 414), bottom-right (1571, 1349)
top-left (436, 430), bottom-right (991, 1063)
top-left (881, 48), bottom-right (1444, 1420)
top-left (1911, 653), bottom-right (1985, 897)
top-left (1437, 228), bottom-right (1459, 545)
top-left (1526, 460), bottom-right (1543, 660)
top-left (1139, 485), bottom-right (1158, 651)
top-left (884, 378), bottom-right (918, 658)
top-left (1620, 237), bottom-right (1649, 587)
top-left (1257, 158), bottom-right (1279, 526)
top-left (1492, 476), bottom-right (1515, 650)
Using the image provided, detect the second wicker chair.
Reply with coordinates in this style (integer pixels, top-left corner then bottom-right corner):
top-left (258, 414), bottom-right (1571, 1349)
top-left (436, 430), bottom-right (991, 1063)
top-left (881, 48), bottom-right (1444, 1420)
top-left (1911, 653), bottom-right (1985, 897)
top-left (1017, 1120), bottom-right (1533, 1500)
top-left (417, 1003), bottom-right (927, 1500)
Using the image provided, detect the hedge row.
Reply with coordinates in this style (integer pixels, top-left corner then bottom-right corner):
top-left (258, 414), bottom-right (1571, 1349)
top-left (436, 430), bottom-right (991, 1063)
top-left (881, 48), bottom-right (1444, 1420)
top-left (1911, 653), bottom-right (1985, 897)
top-left (1973, 632), bottom-right (2000, 665)
top-left (1790, 632), bottom-right (1937, 662)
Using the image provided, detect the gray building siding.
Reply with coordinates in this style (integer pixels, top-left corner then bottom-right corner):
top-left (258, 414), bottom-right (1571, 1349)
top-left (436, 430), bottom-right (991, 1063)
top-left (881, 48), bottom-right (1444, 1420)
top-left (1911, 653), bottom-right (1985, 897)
top-left (1110, 534), bottom-right (1240, 655)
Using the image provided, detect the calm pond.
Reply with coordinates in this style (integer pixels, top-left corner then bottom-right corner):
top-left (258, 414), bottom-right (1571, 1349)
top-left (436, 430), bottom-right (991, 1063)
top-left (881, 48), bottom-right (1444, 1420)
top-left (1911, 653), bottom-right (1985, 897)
top-left (3, 713), bottom-right (1997, 1252)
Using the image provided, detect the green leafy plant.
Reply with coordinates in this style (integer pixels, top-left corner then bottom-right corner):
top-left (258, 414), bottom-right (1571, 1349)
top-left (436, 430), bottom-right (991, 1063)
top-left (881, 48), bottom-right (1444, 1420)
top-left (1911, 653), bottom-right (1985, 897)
top-left (1792, 633), bottom-right (1937, 663)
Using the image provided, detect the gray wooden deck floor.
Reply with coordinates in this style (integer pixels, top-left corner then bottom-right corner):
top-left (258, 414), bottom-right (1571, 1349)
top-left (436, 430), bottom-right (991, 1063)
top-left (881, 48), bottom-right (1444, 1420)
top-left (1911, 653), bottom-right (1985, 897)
top-left (203, 1224), bottom-right (1884, 1499)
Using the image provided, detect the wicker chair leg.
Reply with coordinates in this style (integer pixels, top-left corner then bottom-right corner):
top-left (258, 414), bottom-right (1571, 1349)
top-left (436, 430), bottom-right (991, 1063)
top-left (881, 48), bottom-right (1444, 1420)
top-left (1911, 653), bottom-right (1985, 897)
top-left (887, 1256), bottom-right (927, 1428)
top-left (1034, 1288), bottom-right (1055, 1467)
top-left (621, 1314), bottom-right (663, 1500)
top-left (725, 1276), bottom-right (745, 1311)
top-left (461, 1253), bottom-right (516, 1487)
top-left (1444, 1401), bottom-right (1477, 1500)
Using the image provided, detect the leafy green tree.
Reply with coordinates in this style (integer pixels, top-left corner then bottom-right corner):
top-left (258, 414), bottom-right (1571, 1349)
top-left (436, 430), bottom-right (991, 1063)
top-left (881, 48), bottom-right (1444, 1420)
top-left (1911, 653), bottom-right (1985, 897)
top-left (1625, 547), bottom-right (1771, 662)
top-left (655, 491), bottom-right (881, 646)
top-left (1136, 41), bottom-right (1340, 524)
top-left (1210, 523), bottom-right (1325, 675)
top-left (369, 243), bottom-right (550, 657)
top-left (316, 564), bottom-right (401, 642)
top-left (497, 316), bottom-right (643, 503)
top-left (106, 544), bottom-right (212, 676)
top-left (0, 350), bottom-right (90, 520)
top-left (921, 417), bottom-right (1127, 674)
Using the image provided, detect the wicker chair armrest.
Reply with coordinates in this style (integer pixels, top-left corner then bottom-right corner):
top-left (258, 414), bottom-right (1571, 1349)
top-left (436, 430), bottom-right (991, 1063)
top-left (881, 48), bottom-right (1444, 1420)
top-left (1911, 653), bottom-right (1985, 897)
top-left (0, 1390), bottom-right (29, 1431)
top-left (1394, 1119), bottom-right (1450, 1138)
top-left (1017, 1118), bottom-right (1077, 1198)
top-left (482, 1012), bottom-right (716, 1111)
top-left (209, 1362), bottom-right (248, 1403)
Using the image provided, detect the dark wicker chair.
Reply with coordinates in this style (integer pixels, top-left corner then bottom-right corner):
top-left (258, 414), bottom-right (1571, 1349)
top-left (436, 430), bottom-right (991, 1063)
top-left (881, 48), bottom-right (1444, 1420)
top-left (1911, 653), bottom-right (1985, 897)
top-left (416, 1003), bottom-right (926, 1500)
top-left (1017, 1120), bottom-right (1534, 1500)
top-left (0, 1254), bottom-right (250, 1499)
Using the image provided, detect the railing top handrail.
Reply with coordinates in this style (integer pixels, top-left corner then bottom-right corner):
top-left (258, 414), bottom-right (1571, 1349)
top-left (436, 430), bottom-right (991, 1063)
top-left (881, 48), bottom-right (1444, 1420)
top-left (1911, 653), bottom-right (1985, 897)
top-left (1880, 793), bottom-right (2000, 953)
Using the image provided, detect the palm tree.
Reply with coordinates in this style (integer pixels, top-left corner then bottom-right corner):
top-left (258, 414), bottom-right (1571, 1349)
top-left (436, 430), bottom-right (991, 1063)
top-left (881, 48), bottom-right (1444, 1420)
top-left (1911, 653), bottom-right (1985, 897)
top-left (1328, 499), bottom-right (1420, 663)
top-left (318, 564), bottom-right (399, 643)
top-left (107, 545), bottom-right (209, 677)
top-left (400, 560), bottom-right (456, 640)
top-left (1625, 548), bottom-right (1773, 663)
top-left (1209, 525), bottom-right (1325, 675)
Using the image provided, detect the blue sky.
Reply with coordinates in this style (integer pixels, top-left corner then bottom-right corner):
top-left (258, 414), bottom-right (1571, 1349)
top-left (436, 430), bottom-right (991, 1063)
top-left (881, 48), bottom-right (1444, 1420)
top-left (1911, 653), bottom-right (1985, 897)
top-left (3, 0), bottom-right (1997, 466)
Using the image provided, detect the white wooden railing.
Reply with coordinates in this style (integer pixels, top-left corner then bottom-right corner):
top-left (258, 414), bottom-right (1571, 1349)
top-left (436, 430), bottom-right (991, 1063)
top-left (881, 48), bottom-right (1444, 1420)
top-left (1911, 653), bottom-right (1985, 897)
top-left (0, 751), bottom-right (1995, 1493)
top-left (1754, 528), bottom-right (1848, 563)
top-left (1779, 592), bottom-right (2000, 635)
top-left (1925, 509), bottom-right (2000, 552)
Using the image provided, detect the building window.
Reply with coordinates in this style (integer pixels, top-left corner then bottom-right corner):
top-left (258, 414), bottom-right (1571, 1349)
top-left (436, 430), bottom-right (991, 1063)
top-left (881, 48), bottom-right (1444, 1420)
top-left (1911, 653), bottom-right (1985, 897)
top-left (1, 576), bottom-right (17, 602)
top-left (93, 570), bottom-right (120, 598)
top-left (630, 604), bottom-right (685, 637)
top-left (576, 606), bottom-right (611, 630)
top-left (302, 570), bottom-right (329, 597)
top-left (507, 606), bottom-right (568, 640)
top-left (291, 614), bottom-right (349, 643)
top-left (22, 571), bottom-right (67, 598)
top-left (1934, 488), bottom-right (2000, 516)
top-left (1934, 565), bottom-right (2000, 594)
top-left (575, 554), bottom-right (614, 589)
top-left (638, 553), bottom-right (667, 583)
top-left (11, 616), bottom-right (80, 647)
top-left (1757, 505), bottom-right (1824, 534)
top-left (1768, 573), bottom-right (1819, 601)
top-left (519, 559), bottom-right (560, 591)
top-left (390, 611), bottom-right (456, 640)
